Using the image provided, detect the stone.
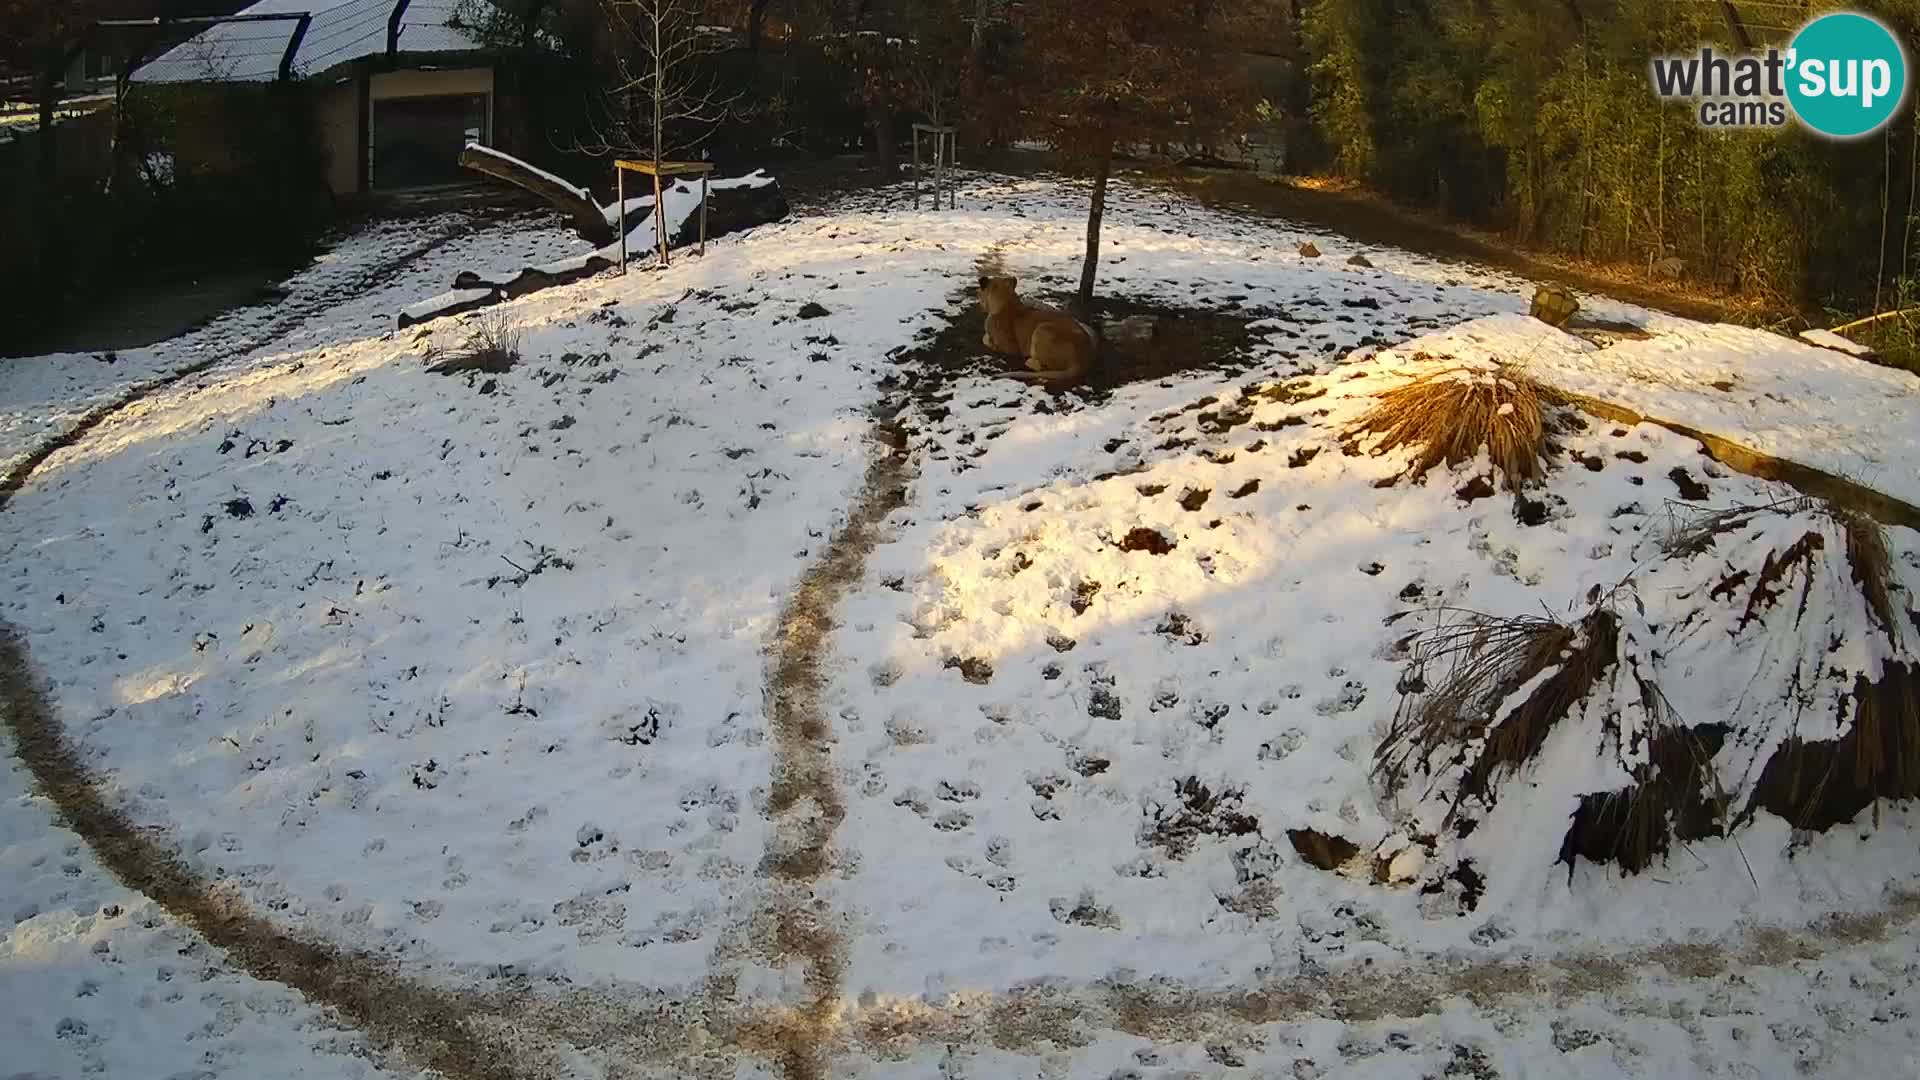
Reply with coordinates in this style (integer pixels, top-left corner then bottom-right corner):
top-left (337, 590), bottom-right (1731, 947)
top-left (1530, 284), bottom-right (1580, 327)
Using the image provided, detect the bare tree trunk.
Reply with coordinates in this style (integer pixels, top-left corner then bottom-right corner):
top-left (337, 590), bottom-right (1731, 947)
top-left (652, 5), bottom-right (664, 166)
top-left (1076, 141), bottom-right (1114, 315)
top-left (1559, 0), bottom-right (1585, 34)
top-left (35, 56), bottom-right (64, 322)
top-left (1717, 0), bottom-right (1753, 50)
top-left (870, 100), bottom-right (893, 176)
top-left (1578, 46), bottom-right (1593, 257)
top-left (748, 0), bottom-right (773, 53)
top-left (1655, 110), bottom-right (1666, 257)
top-left (521, 0), bottom-right (551, 50)
top-left (972, 0), bottom-right (995, 53)
top-left (1906, 103), bottom-right (1918, 290)
top-left (1878, 126), bottom-right (1891, 311)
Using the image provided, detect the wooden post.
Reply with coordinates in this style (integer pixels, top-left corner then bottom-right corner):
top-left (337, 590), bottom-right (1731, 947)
top-left (610, 160), bottom-right (713, 268)
top-left (653, 172), bottom-right (667, 266)
top-left (912, 129), bottom-right (921, 208)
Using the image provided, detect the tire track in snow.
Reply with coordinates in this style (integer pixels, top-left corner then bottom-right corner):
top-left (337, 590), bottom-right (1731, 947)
top-left (749, 403), bottom-right (914, 1080)
top-left (834, 887), bottom-right (1920, 1057)
top-left (0, 215), bottom-right (721, 1080)
top-left (0, 626), bottom-right (716, 1080)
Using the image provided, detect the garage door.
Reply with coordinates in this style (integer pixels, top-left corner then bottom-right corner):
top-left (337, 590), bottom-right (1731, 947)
top-left (371, 94), bottom-right (489, 190)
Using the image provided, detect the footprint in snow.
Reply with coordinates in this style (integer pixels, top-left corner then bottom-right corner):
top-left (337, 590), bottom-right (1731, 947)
top-left (1315, 681), bottom-right (1367, 716)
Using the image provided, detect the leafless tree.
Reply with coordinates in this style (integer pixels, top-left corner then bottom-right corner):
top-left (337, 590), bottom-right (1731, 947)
top-left (587, 0), bottom-right (737, 164)
top-left (904, 31), bottom-right (957, 127)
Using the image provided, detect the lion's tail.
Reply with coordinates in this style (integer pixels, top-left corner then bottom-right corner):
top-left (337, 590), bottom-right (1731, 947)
top-left (1075, 319), bottom-right (1101, 353)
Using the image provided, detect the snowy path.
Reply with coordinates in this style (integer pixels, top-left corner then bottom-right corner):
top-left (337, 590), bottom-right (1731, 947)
top-left (3, 175), bottom-right (1918, 1079)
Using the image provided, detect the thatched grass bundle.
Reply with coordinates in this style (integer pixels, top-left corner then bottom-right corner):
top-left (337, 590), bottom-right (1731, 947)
top-left (1659, 496), bottom-right (1816, 559)
top-left (1381, 469), bottom-right (1919, 882)
top-left (1376, 607), bottom-right (1619, 809)
top-left (1560, 720), bottom-right (1730, 874)
top-left (1835, 506), bottom-right (1900, 638)
top-left (1748, 663), bottom-right (1920, 831)
top-left (1379, 601), bottom-right (1747, 874)
top-left (1664, 497), bottom-right (1902, 647)
top-left (1348, 362), bottom-right (1556, 491)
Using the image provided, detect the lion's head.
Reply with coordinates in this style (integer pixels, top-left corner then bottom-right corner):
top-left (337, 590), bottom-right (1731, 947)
top-left (977, 275), bottom-right (1019, 314)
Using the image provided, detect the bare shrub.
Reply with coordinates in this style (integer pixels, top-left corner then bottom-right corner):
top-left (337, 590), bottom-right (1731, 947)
top-left (426, 310), bottom-right (521, 376)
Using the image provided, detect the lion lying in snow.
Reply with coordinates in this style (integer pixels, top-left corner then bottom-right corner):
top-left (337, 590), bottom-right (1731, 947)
top-left (978, 275), bottom-right (1097, 385)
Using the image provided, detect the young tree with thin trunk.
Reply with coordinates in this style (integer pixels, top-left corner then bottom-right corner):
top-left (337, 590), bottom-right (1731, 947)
top-left (995, 0), bottom-right (1257, 313)
top-left (591, 0), bottom-right (735, 164)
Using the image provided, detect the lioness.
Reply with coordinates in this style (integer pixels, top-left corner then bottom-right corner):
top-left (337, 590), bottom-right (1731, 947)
top-left (978, 275), bottom-right (1096, 385)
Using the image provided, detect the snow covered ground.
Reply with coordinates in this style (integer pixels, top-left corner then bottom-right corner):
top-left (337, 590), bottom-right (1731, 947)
top-left (1, 753), bottom-right (415, 1080)
top-left (843, 312), bottom-right (1920, 982)
top-left (4, 173), bottom-right (1919, 1078)
top-left (0, 207), bottom-right (592, 475)
top-left (1407, 313), bottom-right (1920, 507)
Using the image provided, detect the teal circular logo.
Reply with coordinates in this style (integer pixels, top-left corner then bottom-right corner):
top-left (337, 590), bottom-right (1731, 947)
top-left (1787, 12), bottom-right (1907, 138)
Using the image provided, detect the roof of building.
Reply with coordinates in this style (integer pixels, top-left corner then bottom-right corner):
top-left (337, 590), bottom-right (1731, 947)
top-left (131, 0), bottom-right (483, 83)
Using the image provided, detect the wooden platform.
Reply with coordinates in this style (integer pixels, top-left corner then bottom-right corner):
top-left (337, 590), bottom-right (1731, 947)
top-left (614, 160), bottom-right (717, 270)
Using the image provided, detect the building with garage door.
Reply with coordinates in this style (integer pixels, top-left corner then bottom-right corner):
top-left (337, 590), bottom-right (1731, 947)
top-left (131, 0), bottom-right (535, 195)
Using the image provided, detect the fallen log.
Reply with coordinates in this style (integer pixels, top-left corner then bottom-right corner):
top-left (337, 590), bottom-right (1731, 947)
top-left (454, 252), bottom-right (615, 300)
top-left (1831, 307), bottom-right (1920, 336)
top-left (397, 172), bottom-right (789, 326)
top-left (615, 171), bottom-right (791, 256)
top-left (1556, 390), bottom-right (1920, 532)
top-left (666, 175), bottom-right (789, 249)
top-left (459, 145), bottom-right (612, 246)
top-left (398, 286), bottom-right (500, 330)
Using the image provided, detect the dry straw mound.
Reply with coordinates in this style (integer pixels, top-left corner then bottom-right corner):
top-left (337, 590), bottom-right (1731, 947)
top-left (1348, 361), bottom-right (1558, 491)
top-left (1380, 494), bottom-right (1918, 879)
top-left (1669, 497), bottom-right (1918, 831)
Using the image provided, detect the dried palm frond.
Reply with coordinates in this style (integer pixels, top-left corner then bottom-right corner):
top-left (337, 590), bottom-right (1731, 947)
top-left (1377, 607), bottom-right (1618, 803)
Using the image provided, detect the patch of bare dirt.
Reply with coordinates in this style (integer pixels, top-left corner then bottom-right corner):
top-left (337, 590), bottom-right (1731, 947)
top-left (1116, 526), bottom-right (1178, 554)
top-left (894, 287), bottom-right (1281, 405)
top-left (756, 401), bottom-right (913, 1080)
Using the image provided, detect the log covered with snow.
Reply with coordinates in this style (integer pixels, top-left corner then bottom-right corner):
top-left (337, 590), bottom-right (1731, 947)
top-left (460, 144), bottom-right (613, 246)
top-left (400, 165), bottom-right (786, 326)
top-left (397, 286), bottom-right (500, 330)
top-left (609, 169), bottom-right (790, 255)
top-left (453, 251), bottom-right (614, 300)
top-left (672, 172), bottom-right (789, 249)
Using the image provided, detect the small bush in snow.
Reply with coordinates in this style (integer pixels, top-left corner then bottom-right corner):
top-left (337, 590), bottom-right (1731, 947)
top-left (427, 310), bottom-right (522, 375)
